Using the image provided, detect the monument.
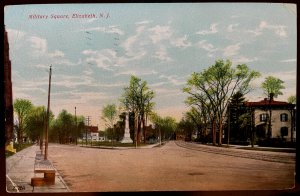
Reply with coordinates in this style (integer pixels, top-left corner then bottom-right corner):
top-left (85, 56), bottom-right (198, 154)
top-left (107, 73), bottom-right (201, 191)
top-left (121, 112), bottom-right (133, 143)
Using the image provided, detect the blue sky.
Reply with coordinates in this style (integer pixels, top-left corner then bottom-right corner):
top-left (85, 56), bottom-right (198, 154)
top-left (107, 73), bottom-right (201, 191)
top-left (4, 3), bottom-right (296, 129)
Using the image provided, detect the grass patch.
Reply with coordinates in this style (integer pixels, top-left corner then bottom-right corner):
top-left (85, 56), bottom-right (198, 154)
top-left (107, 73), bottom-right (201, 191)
top-left (78, 140), bottom-right (149, 147)
top-left (5, 151), bottom-right (15, 158)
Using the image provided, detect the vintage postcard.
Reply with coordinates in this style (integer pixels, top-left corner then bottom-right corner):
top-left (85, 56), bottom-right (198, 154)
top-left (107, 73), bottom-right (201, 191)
top-left (4, 2), bottom-right (297, 193)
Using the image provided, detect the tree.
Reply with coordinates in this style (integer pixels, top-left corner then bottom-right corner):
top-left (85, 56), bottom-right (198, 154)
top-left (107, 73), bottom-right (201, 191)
top-left (25, 106), bottom-right (53, 144)
top-left (261, 76), bottom-right (285, 98)
top-left (287, 95), bottom-right (296, 104)
top-left (150, 113), bottom-right (177, 143)
top-left (184, 107), bottom-right (207, 141)
top-left (184, 92), bottom-right (215, 144)
top-left (52, 110), bottom-right (74, 144)
top-left (177, 117), bottom-right (195, 141)
top-left (101, 104), bottom-right (118, 145)
top-left (102, 104), bottom-right (118, 128)
top-left (261, 76), bottom-right (285, 138)
top-left (228, 91), bottom-right (248, 141)
top-left (287, 95), bottom-right (296, 142)
top-left (120, 75), bottom-right (155, 145)
top-left (13, 99), bottom-right (33, 143)
top-left (184, 59), bottom-right (260, 145)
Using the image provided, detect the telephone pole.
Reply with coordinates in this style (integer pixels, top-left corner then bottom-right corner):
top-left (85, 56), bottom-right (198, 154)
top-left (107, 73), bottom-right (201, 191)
top-left (44, 65), bottom-right (52, 160)
top-left (75, 107), bottom-right (77, 145)
top-left (85, 116), bottom-right (91, 146)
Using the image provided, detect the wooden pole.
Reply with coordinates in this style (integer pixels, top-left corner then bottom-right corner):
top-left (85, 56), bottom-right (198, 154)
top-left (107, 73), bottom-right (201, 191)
top-left (44, 65), bottom-right (52, 160)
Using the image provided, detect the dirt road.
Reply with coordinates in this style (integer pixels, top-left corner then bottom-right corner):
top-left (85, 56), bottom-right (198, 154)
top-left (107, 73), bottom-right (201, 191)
top-left (48, 141), bottom-right (295, 192)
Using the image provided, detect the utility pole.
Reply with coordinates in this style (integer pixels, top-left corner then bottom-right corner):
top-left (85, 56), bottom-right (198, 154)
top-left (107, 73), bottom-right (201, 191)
top-left (86, 116), bottom-right (91, 146)
top-left (75, 107), bottom-right (77, 145)
top-left (44, 65), bottom-right (52, 160)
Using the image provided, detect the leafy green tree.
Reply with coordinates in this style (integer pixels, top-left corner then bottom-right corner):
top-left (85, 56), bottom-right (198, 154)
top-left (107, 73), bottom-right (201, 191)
top-left (52, 110), bottom-right (74, 144)
top-left (13, 99), bottom-right (33, 143)
top-left (185, 107), bottom-right (203, 140)
top-left (184, 59), bottom-right (260, 145)
top-left (287, 95), bottom-right (296, 104)
top-left (25, 106), bottom-right (53, 143)
top-left (102, 104), bottom-right (118, 128)
top-left (261, 76), bottom-right (285, 98)
top-left (150, 113), bottom-right (177, 142)
top-left (261, 76), bottom-right (285, 138)
top-left (120, 75), bottom-right (155, 145)
top-left (177, 117), bottom-right (195, 141)
top-left (228, 91), bottom-right (248, 141)
top-left (102, 104), bottom-right (118, 145)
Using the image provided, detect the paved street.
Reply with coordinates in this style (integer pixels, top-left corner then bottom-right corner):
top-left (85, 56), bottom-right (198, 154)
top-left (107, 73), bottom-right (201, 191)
top-left (45, 141), bottom-right (295, 192)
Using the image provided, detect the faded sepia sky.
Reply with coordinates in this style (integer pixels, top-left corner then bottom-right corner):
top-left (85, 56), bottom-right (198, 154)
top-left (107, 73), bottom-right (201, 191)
top-left (4, 3), bottom-right (296, 129)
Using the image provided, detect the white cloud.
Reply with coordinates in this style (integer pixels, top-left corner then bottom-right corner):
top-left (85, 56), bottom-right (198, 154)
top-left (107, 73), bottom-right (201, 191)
top-left (115, 69), bottom-right (157, 76)
top-left (263, 71), bottom-right (296, 82)
top-left (83, 26), bottom-right (124, 35)
top-left (33, 64), bottom-right (49, 69)
top-left (153, 87), bottom-right (181, 95)
top-left (148, 25), bottom-right (173, 44)
top-left (153, 46), bottom-right (173, 62)
top-left (227, 24), bottom-right (239, 32)
top-left (196, 23), bottom-right (218, 35)
top-left (82, 50), bottom-right (97, 55)
top-left (53, 74), bottom-right (95, 88)
top-left (159, 74), bottom-right (185, 86)
top-left (54, 58), bottom-right (82, 66)
top-left (6, 29), bottom-right (26, 42)
top-left (121, 25), bottom-right (148, 57)
top-left (171, 35), bottom-right (191, 49)
top-left (49, 50), bottom-right (65, 58)
top-left (83, 49), bottom-right (117, 71)
top-left (83, 68), bottom-right (93, 75)
top-left (198, 40), bottom-right (218, 53)
top-left (280, 58), bottom-right (296, 63)
top-left (28, 36), bottom-right (47, 54)
top-left (223, 43), bottom-right (241, 57)
top-left (232, 56), bottom-right (258, 64)
top-left (135, 20), bottom-right (152, 25)
top-left (248, 20), bottom-right (287, 38)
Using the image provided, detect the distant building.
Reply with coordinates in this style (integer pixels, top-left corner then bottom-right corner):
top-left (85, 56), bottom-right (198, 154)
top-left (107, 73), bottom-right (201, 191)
top-left (85, 126), bottom-right (99, 141)
top-left (244, 96), bottom-right (296, 142)
top-left (4, 26), bottom-right (14, 147)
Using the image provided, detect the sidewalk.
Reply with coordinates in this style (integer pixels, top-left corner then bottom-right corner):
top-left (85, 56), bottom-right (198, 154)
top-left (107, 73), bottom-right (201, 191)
top-left (6, 144), bottom-right (70, 193)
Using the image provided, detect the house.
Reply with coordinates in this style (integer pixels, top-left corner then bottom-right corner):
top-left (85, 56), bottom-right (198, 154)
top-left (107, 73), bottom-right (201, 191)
top-left (244, 96), bottom-right (296, 142)
top-left (84, 126), bottom-right (99, 141)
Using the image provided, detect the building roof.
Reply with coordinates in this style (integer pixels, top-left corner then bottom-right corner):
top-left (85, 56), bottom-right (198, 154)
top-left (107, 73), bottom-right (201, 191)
top-left (85, 126), bottom-right (98, 133)
top-left (244, 98), bottom-right (295, 109)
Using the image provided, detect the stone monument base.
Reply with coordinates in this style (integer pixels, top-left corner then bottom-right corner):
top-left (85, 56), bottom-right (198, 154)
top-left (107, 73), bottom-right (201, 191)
top-left (121, 133), bottom-right (133, 143)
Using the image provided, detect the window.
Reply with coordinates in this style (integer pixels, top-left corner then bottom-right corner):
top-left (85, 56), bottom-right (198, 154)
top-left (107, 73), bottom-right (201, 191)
top-left (281, 127), bottom-right (288, 137)
top-left (280, 113), bottom-right (288, 122)
top-left (260, 113), bottom-right (269, 122)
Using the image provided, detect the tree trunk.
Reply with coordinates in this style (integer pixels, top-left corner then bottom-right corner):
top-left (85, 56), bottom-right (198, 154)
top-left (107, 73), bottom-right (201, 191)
top-left (134, 112), bottom-right (138, 146)
top-left (142, 117), bottom-right (146, 144)
top-left (212, 120), bottom-right (216, 146)
top-left (218, 121), bottom-right (223, 146)
top-left (267, 109), bottom-right (272, 138)
top-left (137, 116), bottom-right (142, 145)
